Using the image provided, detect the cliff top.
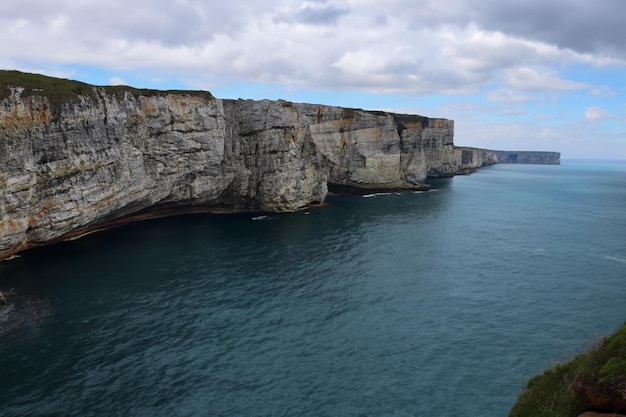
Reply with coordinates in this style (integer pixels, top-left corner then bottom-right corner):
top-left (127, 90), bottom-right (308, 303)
top-left (0, 70), bottom-right (215, 109)
top-left (0, 70), bottom-right (437, 128)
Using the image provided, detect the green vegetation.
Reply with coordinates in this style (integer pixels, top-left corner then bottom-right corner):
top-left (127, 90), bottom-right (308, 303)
top-left (0, 70), bottom-right (214, 110)
top-left (101, 84), bottom-right (214, 101)
top-left (509, 322), bottom-right (626, 417)
top-left (0, 70), bottom-right (98, 107)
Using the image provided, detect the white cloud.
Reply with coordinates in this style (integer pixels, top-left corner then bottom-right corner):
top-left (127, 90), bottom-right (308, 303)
top-left (541, 128), bottom-right (563, 138)
top-left (584, 106), bottom-right (615, 122)
top-left (506, 67), bottom-right (588, 92)
top-left (108, 77), bottom-right (127, 86)
top-left (591, 86), bottom-right (616, 96)
top-left (1, 0), bottom-right (618, 96)
top-left (486, 88), bottom-right (536, 103)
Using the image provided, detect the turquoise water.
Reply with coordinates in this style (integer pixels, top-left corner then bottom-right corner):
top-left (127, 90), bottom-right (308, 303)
top-left (1, 161), bottom-right (625, 416)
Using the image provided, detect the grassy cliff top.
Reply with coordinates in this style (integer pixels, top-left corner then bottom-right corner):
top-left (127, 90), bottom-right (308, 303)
top-left (509, 322), bottom-right (626, 417)
top-left (0, 70), bottom-right (438, 128)
top-left (0, 70), bottom-right (214, 108)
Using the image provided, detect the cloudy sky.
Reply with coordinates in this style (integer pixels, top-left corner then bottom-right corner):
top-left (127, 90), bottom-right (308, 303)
top-left (2, 0), bottom-right (625, 159)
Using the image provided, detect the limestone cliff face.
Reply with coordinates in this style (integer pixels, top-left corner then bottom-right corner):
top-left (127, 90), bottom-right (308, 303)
top-left (0, 77), bottom-right (489, 259)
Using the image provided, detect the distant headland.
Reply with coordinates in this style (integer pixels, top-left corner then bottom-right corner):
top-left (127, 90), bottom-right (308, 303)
top-left (493, 150), bottom-right (560, 165)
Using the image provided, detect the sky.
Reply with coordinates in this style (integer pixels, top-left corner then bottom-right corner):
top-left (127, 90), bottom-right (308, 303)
top-left (2, 0), bottom-right (625, 159)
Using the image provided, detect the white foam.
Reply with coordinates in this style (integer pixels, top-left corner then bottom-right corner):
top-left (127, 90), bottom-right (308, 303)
top-left (1, 254), bottom-right (21, 262)
top-left (362, 192), bottom-right (400, 198)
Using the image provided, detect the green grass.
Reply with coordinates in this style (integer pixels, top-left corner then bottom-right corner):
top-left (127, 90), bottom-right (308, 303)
top-left (101, 84), bottom-right (214, 101)
top-left (0, 70), bottom-right (214, 110)
top-left (0, 70), bottom-right (98, 107)
top-left (509, 322), bottom-right (626, 417)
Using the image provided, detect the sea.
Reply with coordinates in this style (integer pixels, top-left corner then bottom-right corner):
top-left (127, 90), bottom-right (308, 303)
top-left (1, 160), bottom-right (625, 417)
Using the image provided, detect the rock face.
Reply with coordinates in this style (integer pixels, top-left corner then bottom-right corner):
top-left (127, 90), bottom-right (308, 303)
top-left (494, 150), bottom-right (561, 165)
top-left (0, 72), bottom-right (499, 259)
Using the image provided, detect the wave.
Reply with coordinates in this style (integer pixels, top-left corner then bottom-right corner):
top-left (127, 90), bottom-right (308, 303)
top-left (362, 192), bottom-right (400, 198)
top-left (604, 255), bottom-right (626, 264)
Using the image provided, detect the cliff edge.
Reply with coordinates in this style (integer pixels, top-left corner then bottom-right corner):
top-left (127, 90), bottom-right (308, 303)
top-left (0, 71), bottom-right (522, 259)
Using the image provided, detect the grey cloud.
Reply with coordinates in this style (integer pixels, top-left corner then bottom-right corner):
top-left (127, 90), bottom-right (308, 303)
top-left (468, 0), bottom-right (626, 58)
top-left (382, 0), bottom-right (626, 59)
top-left (274, 1), bottom-right (350, 26)
top-left (295, 3), bottom-right (350, 25)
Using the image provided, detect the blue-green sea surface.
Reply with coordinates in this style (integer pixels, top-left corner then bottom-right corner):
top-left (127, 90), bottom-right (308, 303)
top-left (1, 160), bottom-right (625, 416)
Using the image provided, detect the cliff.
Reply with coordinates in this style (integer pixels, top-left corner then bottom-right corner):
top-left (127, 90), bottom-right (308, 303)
top-left (0, 71), bottom-right (498, 260)
top-left (494, 150), bottom-right (561, 165)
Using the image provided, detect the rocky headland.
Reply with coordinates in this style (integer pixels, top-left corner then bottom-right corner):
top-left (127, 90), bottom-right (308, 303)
top-left (0, 70), bottom-right (558, 260)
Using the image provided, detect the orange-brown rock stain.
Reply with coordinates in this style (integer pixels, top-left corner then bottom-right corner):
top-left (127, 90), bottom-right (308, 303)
top-left (141, 96), bottom-right (159, 117)
top-left (7, 218), bottom-right (20, 234)
top-left (0, 96), bottom-right (51, 132)
top-left (334, 118), bottom-right (353, 129)
top-left (166, 96), bottom-right (188, 122)
top-left (38, 103), bottom-right (51, 124)
top-left (38, 205), bottom-right (49, 219)
top-left (402, 121), bottom-right (425, 130)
